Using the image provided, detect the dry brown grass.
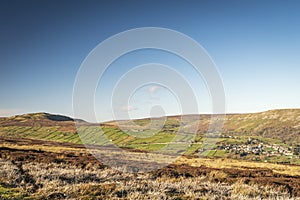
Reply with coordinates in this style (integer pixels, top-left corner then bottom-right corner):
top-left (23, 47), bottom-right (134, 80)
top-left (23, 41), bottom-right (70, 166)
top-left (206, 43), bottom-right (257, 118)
top-left (0, 158), bottom-right (296, 200)
top-left (176, 157), bottom-right (300, 176)
top-left (0, 137), bottom-right (299, 199)
top-left (208, 170), bottom-right (228, 182)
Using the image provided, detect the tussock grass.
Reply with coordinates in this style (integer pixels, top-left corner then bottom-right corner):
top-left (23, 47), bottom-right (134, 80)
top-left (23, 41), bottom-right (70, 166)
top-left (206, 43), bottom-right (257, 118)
top-left (0, 159), bottom-right (295, 199)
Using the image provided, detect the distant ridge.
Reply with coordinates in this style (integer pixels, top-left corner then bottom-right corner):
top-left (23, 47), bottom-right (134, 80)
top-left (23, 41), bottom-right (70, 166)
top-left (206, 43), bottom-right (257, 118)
top-left (104, 108), bottom-right (300, 123)
top-left (1, 108), bottom-right (300, 125)
top-left (0, 112), bottom-right (86, 127)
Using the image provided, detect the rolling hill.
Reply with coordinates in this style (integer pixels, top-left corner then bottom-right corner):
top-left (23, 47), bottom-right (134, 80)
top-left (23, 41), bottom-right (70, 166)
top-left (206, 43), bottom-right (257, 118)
top-left (0, 109), bottom-right (299, 163)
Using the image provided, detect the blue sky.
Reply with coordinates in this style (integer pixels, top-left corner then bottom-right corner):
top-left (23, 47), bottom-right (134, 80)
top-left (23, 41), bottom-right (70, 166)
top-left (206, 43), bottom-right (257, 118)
top-left (1, 0), bottom-right (300, 121)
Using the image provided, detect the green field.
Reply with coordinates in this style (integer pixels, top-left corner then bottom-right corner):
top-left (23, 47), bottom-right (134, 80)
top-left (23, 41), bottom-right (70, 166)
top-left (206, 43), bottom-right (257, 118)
top-left (0, 110), bottom-right (299, 164)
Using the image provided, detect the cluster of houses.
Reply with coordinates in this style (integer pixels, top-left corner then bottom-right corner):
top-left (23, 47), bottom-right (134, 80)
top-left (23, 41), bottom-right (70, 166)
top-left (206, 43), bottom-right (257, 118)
top-left (217, 137), bottom-right (296, 157)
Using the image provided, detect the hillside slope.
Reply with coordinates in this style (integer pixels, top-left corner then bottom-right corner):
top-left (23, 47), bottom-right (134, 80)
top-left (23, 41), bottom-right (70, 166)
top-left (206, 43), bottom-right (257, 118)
top-left (0, 109), bottom-right (299, 157)
top-left (221, 109), bottom-right (300, 145)
top-left (0, 113), bottom-right (81, 143)
top-left (106, 109), bottom-right (300, 145)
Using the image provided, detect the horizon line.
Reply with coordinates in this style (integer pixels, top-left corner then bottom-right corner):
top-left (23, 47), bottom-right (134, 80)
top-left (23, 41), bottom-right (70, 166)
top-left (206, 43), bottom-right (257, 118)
top-left (1, 107), bottom-right (299, 123)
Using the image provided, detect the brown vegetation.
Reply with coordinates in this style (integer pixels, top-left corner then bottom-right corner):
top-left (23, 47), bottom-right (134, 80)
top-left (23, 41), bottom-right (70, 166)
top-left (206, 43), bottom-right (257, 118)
top-left (0, 136), bottom-right (299, 199)
top-left (0, 158), bottom-right (294, 199)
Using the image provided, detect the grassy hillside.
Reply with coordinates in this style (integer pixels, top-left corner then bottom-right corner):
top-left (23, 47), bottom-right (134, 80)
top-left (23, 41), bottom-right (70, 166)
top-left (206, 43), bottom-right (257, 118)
top-left (222, 109), bottom-right (300, 144)
top-left (0, 110), bottom-right (299, 164)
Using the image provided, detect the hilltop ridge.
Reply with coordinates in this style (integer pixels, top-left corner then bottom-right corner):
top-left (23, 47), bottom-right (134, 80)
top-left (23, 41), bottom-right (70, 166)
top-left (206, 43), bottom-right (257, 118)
top-left (0, 112), bottom-right (86, 127)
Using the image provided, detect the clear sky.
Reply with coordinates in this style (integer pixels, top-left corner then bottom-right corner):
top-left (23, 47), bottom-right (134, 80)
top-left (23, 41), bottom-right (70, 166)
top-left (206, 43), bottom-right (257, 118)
top-left (1, 0), bottom-right (300, 121)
